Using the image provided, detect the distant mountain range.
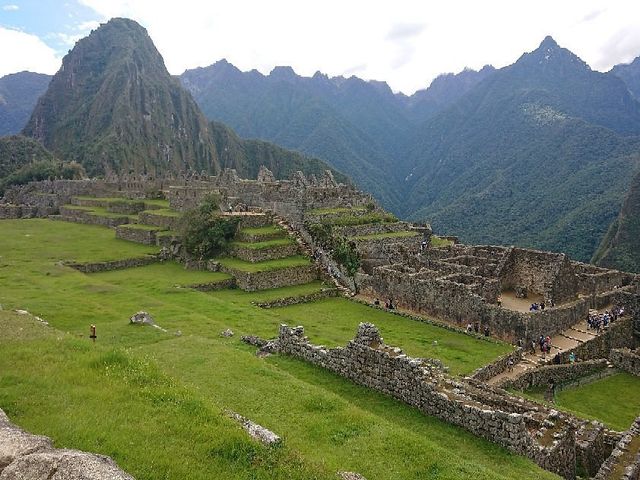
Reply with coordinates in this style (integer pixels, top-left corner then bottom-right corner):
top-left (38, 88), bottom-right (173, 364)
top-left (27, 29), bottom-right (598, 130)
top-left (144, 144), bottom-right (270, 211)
top-left (0, 72), bottom-right (50, 137)
top-left (2, 22), bottom-right (640, 272)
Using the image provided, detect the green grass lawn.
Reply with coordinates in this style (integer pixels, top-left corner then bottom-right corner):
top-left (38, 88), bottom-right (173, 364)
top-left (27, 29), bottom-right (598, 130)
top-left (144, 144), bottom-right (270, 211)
top-left (219, 255), bottom-right (311, 272)
top-left (230, 238), bottom-right (296, 249)
top-left (520, 372), bottom-right (640, 431)
top-left (351, 231), bottom-right (419, 241)
top-left (0, 218), bottom-right (557, 480)
top-left (431, 236), bottom-right (455, 248)
top-left (74, 196), bottom-right (170, 208)
top-left (239, 225), bottom-right (286, 236)
top-left (308, 206), bottom-right (367, 215)
top-left (142, 208), bottom-right (180, 217)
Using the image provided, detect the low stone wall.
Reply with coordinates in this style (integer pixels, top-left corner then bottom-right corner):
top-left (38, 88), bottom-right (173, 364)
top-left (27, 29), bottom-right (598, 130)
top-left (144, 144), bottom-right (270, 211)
top-left (231, 213), bottom-right (272, 229)
top-left (107, 200), bottom-right (147, 215)
top-left (256, 288), bottom-right (338, 308)
top-left (59, 207), bottom-right (131, 228)
top-left (353, 235), bottom-right (420, 258)
top-left (0, 408), bottom-right (133, 479)
top-left (220, 265), bottom-right (318, 291)
top-left (469, 348), bottom-right (524, 382)
top-left (276, 323), bottom-right (576, 479)
top-left (115, 225), bottom-right (160, 245)
top-left (229, 243), bottom-right (299, 262)
top-left (499, 359), bottom-right (609, 390)
top-left (187, 278), bottom-right (236, 291)
top-left (0, 204), bottom-right (53, 219)
top-left (138, 211), bottom-right (180, 229)
top-left (610, 348), bottom-right (640, 377)
top-left (65, 255), bottom-right (158, 273)
top-left (594, 416), bottom-right (640, 479)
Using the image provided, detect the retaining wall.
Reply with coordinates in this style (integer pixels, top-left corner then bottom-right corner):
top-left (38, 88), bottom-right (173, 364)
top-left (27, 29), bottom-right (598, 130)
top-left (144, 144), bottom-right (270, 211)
top-left (499, 359), bottom-right (609, 390)
top-left (594, 416), bottom-right (640, 479)
top-left (220, 264), bottom-right (318, 291)
top-left (229, 243), bottom-right (299, 263)
top-left (65, 256), bottom-right (158, 273)
top-left (115, 225), bottom-right (160, 245)
top-left (610, 348), bottom-right (640, 377)
top-left (276, 323), bottom-right (576, 479)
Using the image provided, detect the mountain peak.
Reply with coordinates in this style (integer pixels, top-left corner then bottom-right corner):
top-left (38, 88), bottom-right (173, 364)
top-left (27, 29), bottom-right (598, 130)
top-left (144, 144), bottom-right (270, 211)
top-left (539, 35), bottom-right (559, 50)
top-left (270, 66), bottom-right (298, 82)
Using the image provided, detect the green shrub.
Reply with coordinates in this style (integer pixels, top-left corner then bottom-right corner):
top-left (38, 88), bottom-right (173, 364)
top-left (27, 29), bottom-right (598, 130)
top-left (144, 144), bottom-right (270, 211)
top-left (178, 195), bottom-right (239, 259)
top-left (332, 238), bottom-right (361, 276)
top-left (0, 160), bottom-right (85, 193)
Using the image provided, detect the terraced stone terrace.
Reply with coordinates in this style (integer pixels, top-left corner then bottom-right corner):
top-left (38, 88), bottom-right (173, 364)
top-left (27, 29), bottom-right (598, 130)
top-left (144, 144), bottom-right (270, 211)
top-left (0, 217), bottom-right (558, 480)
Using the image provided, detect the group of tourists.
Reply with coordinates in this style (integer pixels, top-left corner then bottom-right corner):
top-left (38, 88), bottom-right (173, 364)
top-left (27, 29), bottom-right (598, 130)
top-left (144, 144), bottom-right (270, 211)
top-left (529, 299), bottom-right (555, 311)
top-left (373, 298), bottom-right (395, 310)
top-left (530, 335), bottom-right (553, 358)
top-left (587, 305), bottom-right (625, 333)
top-left (465, 322), bottom-right (491, 337)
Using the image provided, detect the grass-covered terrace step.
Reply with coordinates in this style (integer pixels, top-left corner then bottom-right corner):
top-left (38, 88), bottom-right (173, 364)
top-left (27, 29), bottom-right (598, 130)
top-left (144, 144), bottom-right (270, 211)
top-left (236, 225), bottom-right (288, 242)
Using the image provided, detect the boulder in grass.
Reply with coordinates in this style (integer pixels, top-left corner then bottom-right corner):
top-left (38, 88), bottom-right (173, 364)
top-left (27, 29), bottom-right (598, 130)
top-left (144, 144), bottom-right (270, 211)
top-left (220, 329), bottom-right (234, 337)
top-left (338, 473), bottom-right (367, 480)
top-left (0, 449), bottom-right (134, 480)
top-left (129, 311), bottom-right (156, 326)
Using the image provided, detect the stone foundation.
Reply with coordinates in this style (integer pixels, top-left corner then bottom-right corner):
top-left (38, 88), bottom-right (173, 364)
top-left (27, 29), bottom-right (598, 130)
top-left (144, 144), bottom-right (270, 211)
top-left (256, 288), bottom-right (338, 308)
top-left (115, 225), bottom-right (161, 245)
top-left (610, 348), bottom-right (640, 377)
top-left (220, 264), bottom-right (318, 291)
top-left (594, 416), bottom-right (640, 479)
top-left (65, 255), bottom-right (159, 273)
top-left (138, 211), bottom-right (180, 229)
top-left (229, 243), bottom-right (299, 262)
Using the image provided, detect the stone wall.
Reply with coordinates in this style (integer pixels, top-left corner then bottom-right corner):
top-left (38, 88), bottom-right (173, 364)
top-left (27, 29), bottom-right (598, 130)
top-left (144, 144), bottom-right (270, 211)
top-left (498, 248), bottom-right (577, 304)
top-left (469, 348), bottom-right (524, 382)
top-left (0, 408), bottom-right (133, 479)
top-left (138, 211), bottom-right (180, 229)
top-left (229, 243), bottom-right (299, 263)
top-left (276, 323), bottom-right (576, 479)
top-left (610, 348), bottom-right (640, 377)
top-left (256, 288), bottom-right (338, 308)
top-left (358, 264), bottom-right (590, 342)
top-left (220, 264), bottom-right (318, 291)
top-left (59, 206), bottom-right (131, 228)
top-left (115, 225), bottom-right (159, 245)
top-left (594, 416), bottom-right (640, 479)
top-left (499, 359), bottom-right (609, 390)
top-left (65, 255), bottom-right (158, 273)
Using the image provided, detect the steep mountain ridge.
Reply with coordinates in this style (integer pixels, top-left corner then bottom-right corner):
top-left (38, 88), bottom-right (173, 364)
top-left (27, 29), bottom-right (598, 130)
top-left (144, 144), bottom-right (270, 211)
top-left (20, 18), bottom-right (341, 182)
top-left (611, 56), bottom-right (640, 100)
top-left (399, 37), bottom-right (640, 261)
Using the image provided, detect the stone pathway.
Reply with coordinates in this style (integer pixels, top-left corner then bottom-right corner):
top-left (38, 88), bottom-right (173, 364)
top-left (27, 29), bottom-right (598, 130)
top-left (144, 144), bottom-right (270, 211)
top-left (486, 306), bottom-right (611, 386)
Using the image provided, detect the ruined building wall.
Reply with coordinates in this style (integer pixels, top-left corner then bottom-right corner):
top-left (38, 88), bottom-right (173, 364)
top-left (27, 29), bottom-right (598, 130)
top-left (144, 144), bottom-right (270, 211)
top-left (277, 323), bottom-right (576, 479)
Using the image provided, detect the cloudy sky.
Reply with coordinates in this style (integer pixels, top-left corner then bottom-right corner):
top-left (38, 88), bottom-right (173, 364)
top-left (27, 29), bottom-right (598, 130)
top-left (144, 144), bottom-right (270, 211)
top-left (1, 0), bottom-right (640, 94)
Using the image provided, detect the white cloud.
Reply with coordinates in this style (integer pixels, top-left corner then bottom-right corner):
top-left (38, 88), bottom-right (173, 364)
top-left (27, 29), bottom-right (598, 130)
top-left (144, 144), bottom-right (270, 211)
top-left (2, 4), bottom-right (19, 11)
top-left (73, 0), bottom-right (640, 94)
top-left (0, 27), bottom-right (61, 76)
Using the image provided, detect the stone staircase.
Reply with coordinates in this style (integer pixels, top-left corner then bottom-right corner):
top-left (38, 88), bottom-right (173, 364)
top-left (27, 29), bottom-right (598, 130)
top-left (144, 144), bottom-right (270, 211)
top-left (486, 307), bottom-right (613, 386)
top-left (273, 214), bottom-right (352, 297)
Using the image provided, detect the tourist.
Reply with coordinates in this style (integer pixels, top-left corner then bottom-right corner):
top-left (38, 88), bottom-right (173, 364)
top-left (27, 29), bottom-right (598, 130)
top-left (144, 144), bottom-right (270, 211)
top-left (474, 322), bottom-right (480, 333)
top-left (387, 298), bottom-right (395, 310)
top-left (553, 352), bottom-right (561, 364)
top-left (540, 302), bottom-right (545, 310)
top-left (373, 298), bottom-right (380, 306)
top-left (483, 325), bottom-right (490, 337)
top-left (569, 351), bottom-right (575, 364)
top-left (466, 323), bottom-right (474, 333)
top-left (530, 340), bottom-right (536, 355)
top-left (507, 358), bottom-right (514, 372)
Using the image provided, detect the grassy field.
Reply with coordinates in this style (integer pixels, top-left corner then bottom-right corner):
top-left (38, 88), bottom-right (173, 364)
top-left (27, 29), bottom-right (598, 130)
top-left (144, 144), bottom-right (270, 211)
top-left (0, 219), bottom-right (557, 479)
top-left (351, 231), bottom-right (419, 241)
top-left (520, 372), bottom-right (640, 431)
top-left (218, 255), bottom-right (311, 272)
top-left (230, 238), bottom-right (296, 249)
top-left (240, 225), bottom-right (286, 236)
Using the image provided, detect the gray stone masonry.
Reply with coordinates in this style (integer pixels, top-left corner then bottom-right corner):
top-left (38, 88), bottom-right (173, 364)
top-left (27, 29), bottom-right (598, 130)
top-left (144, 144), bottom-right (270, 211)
top-left (115, 225), bottom-right (161, 245)
top-left (229, 242), bottom-right (299, 263)
top-left (610, 348), bottom-right (640, 377)
top-left (138, 210), bottom-right (180, 230)
top-left (276, 322), bottom-right (576, 479)
top-left (0, 408), bottom-right (132, 479)
top-left (499, 359), bottom-right (609, 391)
top-left (220, 264), bottom-right (318, 292)
top-left (594, 416), bottom-right (640, 479)
top-left (65, 255), bottom-right (159, 273)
